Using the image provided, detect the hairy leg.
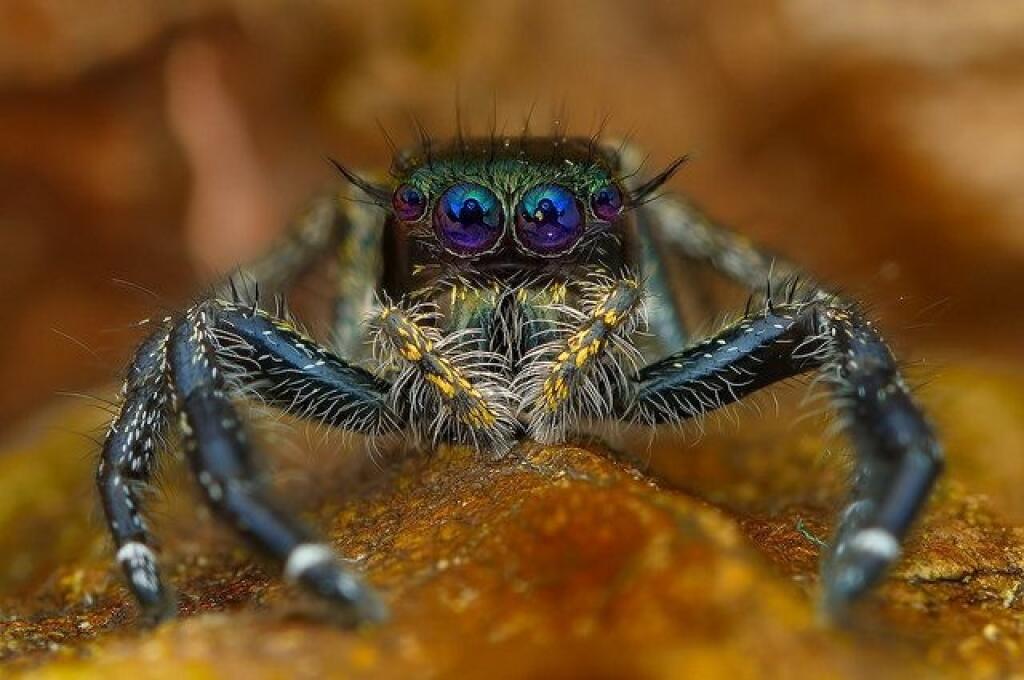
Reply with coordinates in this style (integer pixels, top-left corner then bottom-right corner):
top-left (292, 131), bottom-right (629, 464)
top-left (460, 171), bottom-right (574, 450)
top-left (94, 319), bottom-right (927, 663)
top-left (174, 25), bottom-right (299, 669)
top-left (615, 143), bottom-right (693, 353)
top-left (516, 273), bottom-right (647, 443)
top-left (640, 192), bottom-right (795, 293)
top-left (370, 299), bottom-right (516, 455)
top-left (98, 298), bottom-right (398, 622)
top-left (620, 283), bottom-right (943, 614)
top-left (213, 188), bottom-right (350, 300)
top-left (331, 197), bottom-right (386, 358)
top-left (610, 149), bottom-right (944, 611)
top-left (97, 323), bottom-right (176, 620)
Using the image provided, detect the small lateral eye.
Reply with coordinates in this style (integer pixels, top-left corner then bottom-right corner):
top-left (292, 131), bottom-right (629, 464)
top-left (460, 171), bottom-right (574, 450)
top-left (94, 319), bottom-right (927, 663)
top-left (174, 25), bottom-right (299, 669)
top-left (514, 184), bottom-right (584, 256)
top-left (393, 183), bottom-right (426, 222)
top-left (590, 184), bottom-right (624, 221)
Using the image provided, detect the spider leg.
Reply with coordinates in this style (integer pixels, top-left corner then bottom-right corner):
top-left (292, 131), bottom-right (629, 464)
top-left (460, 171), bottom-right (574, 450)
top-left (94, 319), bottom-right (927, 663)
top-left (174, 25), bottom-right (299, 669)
top-left (99, 299), bottom-right (398, 623)
top-left (214, 188), bottom-right (349, 300)
top-left (633, 206), bottom-right (690, 352)
top-left (515, 273), bottom-right (647, 443)
top-left (211, 183), bottom-right (388, 360)
top-left (97, 323), bottom-right (176, 620)
top-left (100, 186), bottom-right (345, 621)
top-left (616, 144), bottom-right (695, 354)
top-left (640, 192), bottom-right (795, 293)
top-left (613, 162), bottom-right (945, 611)
top-left (371, 300), bottom-right (517, 455)
top-left (331, 196), bottom-right (385, 358)
top-left (619, 288), bottom-right (943, 614)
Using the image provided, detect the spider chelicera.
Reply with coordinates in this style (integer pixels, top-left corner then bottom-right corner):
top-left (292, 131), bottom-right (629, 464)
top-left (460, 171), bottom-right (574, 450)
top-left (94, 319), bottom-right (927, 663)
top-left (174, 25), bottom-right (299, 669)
top-left (97, 132), bottom-right (943, 624)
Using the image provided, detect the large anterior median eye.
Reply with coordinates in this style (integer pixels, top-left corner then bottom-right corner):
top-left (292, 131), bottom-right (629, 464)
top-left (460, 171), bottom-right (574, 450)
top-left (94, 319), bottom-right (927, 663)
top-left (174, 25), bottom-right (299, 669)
top-left (434, 183), bottom-right (504, 257)
top-left (514, 184), bottom-right (584, 256)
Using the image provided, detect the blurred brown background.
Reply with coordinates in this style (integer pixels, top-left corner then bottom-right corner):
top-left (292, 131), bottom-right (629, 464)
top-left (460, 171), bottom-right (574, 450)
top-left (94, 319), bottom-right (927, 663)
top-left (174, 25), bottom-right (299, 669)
top-left (0, 1), bottom-right (1021, 435)
top-left (3, 3), bottom-right (1024, 675)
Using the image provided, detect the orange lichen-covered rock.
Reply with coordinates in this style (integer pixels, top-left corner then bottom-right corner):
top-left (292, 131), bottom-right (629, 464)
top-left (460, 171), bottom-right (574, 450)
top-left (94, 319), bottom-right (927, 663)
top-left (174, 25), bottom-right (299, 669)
top-left (2, 362), bottom-right (1024, 678)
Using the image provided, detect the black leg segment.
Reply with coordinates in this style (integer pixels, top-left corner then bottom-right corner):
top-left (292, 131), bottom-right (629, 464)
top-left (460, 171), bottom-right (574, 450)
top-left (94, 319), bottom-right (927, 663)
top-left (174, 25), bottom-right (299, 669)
top-left (622, 290), bottom-right (943, 613)
top-left (97, 322), bottom-right (176, 621)
top-left (215, 304), bottom-right (399, 434)
top-left (167, 302), bottom-right (390, 622)
top-left (98, 299), bottom-right (399, 622)
top-left (627, 299), bottom-right (822, 424)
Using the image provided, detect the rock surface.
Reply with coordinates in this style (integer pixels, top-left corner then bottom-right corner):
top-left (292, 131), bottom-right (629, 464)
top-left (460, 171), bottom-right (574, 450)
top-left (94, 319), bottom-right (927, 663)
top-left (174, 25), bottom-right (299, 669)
top-left (2, 363), bottom-right (1024, 678)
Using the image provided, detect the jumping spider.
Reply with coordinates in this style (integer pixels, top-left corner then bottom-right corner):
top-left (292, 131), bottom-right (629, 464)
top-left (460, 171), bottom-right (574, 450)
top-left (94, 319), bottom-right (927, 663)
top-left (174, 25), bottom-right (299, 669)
top-left (98, 133), bottom-right (943, 624)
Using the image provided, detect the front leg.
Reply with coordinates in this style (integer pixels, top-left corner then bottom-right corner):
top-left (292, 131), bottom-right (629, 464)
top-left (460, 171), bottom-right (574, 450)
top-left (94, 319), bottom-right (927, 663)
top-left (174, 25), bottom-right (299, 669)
top-left (370, 300), bottom-right (517, 455)
top-left (516, 273), bottom-right (647, 443)
top-left (620, 287), bottom-right (943, 614)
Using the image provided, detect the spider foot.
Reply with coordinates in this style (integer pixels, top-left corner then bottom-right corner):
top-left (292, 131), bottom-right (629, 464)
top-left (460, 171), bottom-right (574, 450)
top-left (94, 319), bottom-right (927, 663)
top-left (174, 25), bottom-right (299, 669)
top-left (284, 543), bottom-right (388, 624)
top-left (117, 542), bottom-right (177, 624)
top-left (820, 527), bottom-right (900, 618)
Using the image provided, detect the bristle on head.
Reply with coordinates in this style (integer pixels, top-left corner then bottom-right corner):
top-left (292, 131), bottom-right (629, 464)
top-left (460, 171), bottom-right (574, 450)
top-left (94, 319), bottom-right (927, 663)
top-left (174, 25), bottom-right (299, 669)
top-left (629, 155), bottom-right (689, 204)
top-left (327, 157), bottom-right (391, 204)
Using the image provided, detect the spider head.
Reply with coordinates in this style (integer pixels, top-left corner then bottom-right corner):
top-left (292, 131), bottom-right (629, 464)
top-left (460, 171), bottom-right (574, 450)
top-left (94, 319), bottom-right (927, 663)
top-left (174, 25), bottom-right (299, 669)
top-left (384, 137), bottom-right (635, 264)
top-left (331, 136), bottom-right (683, 283)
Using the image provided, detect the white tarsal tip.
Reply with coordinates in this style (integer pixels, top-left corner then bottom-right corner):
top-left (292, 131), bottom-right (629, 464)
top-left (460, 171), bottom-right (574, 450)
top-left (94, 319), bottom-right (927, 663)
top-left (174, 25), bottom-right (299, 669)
top-left (849, 528), bottom-right (901, 560)
top-left (116, 541), bottom-right (155, 565)
top-left (284, 543), bottom-right (335, 582)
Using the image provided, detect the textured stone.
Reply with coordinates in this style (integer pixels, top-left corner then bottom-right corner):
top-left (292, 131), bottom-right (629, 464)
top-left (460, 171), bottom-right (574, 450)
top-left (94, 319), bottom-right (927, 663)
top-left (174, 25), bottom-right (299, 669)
top-left (1, 363), bottom-right (1024, 678)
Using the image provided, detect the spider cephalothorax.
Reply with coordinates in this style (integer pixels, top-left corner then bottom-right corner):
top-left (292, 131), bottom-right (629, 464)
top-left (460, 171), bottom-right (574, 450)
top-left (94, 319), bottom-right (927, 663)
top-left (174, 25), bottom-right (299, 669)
top-left (96, 131), bottom-right (942, 625)
top-left (358, 137), bottom-right (662, 451)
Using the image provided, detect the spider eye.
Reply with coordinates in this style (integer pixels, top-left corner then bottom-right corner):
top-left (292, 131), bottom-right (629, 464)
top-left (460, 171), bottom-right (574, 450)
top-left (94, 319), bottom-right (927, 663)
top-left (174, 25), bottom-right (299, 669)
top-left (393, 183), bottom-right (426, 222)
top-left (433, 183), bottom-right (504, 257)
top-left (590, 184), bottom-right (624, 221)
top-left (514, 184), bottom-right (584, 256)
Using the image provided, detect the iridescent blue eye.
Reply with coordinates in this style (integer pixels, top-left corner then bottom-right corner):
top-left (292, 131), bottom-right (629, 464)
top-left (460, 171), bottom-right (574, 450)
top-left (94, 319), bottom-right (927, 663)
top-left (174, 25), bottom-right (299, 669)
top-left (514, 184), bottom-right (584, 256)
top-left (591, 184), bottom-right (623, 221)
top-left (393, 183), bottom-right (426, 222)
top-left (433, 183), bottom-right (504, 256)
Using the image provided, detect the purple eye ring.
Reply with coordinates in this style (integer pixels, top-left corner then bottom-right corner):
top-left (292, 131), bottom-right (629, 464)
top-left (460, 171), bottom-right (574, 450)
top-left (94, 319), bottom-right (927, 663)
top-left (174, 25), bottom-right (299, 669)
top-left (590, 183), bottom-right (624, 222)
top-left (514, 184), bottom-right (585, 257)
top-left (393, 183), bottom-right (427, 222)
top-left (433, 183), bottom-right (505, 257)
